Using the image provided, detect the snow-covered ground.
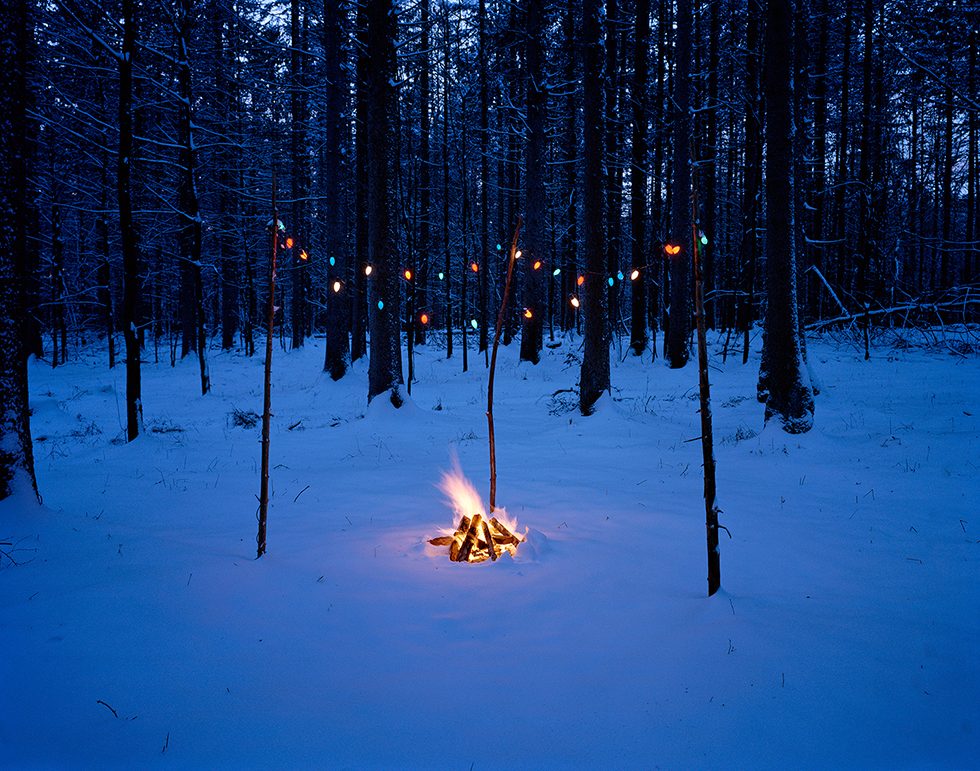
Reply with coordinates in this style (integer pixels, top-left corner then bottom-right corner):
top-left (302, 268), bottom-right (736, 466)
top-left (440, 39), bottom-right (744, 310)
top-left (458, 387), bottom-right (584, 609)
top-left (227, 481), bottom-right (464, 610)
top-left (3, 331), bottom-right (978, 768)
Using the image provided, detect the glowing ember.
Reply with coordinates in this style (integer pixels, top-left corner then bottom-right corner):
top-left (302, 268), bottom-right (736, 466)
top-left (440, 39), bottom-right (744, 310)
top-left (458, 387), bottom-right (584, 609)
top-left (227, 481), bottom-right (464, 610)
top-left (429, 464), bottom-right (525, 563)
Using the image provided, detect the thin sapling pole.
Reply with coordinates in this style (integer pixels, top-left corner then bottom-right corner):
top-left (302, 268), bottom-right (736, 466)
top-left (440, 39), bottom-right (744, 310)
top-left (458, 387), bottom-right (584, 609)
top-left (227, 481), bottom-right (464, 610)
top-left (487, 216), bottom-right (522, 512)
top-left (257, 174), bottom-right (278, 558)
top-left (692, 160), bottom-right (722, 596)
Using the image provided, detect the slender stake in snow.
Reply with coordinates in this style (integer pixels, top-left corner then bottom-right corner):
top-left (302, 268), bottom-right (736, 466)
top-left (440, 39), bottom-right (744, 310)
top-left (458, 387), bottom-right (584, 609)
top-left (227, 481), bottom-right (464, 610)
top-left (487, 216), bottom-right (522, 512)
top-left (691, 159), bottom-right (721, 597)
top-left (257, 174), bottom-right (278, 559)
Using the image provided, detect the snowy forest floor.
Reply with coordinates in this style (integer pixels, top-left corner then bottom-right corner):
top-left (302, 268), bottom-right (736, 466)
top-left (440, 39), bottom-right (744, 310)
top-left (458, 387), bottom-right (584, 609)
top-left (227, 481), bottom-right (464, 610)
top-left (2, 330), bottom-right (978, 768)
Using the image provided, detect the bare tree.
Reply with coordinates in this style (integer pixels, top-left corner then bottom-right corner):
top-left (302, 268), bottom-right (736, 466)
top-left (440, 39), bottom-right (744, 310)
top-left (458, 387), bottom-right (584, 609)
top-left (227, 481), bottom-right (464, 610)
top-left (759, 0), bottom-right (815, 433)
top-left (366, 0), bottom-right (404, 405)
top-left (579, 0), bottom-right (609, 415)
top-left (0, 0), bottom-right (39, 500)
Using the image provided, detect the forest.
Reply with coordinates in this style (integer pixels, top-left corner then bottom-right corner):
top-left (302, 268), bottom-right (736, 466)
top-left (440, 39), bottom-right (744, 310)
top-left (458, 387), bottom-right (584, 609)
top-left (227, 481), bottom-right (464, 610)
top-left (1, 0), bottom-right (977, 766)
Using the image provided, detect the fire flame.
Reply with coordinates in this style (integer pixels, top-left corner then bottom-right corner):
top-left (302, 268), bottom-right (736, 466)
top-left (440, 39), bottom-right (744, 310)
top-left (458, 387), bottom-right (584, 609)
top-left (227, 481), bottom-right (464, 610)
top-left (436, 462), bottom-right (524, 562)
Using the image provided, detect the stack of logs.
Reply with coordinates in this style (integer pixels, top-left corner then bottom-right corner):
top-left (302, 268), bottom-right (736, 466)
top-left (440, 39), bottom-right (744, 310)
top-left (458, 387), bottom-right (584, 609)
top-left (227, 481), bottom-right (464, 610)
top-left (428, 513), bottom-right (523, 562)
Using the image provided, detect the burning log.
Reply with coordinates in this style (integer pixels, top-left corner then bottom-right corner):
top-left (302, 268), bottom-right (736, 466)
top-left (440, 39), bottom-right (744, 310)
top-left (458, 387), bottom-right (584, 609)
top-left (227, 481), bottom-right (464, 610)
top-left (490, 517), bottom-right (522, 546)
top-left (455, 514), bottom-right (484, 562)
top-left (481, 520), bottom-right (498, 562)
top-left (430, 511), bottom-right (524, 563)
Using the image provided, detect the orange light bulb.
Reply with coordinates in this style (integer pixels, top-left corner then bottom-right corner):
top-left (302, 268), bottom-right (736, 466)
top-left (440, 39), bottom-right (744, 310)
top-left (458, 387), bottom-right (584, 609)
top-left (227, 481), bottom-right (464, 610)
top-left (420, 313), bottom-right (429, 325)
top-left (285, 237), bottom-right (294, 249)
top-left (577, 275), bottom-right (585, 286)
top-left (523, 308), bottom-right (533, 319)
top-left (533, 260), bottom-right (542, 271)
top-left (665, 243), bottom-right (681, 256)
top-left (471, 262), bottom-right (479, 273)
top-left (404, 269), bottom-right (413, 281)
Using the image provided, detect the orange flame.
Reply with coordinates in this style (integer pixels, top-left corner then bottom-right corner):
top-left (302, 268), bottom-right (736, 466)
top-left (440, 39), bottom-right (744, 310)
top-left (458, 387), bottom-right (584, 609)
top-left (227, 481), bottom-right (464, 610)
top-left (437, 460), bottom-right (523, 559)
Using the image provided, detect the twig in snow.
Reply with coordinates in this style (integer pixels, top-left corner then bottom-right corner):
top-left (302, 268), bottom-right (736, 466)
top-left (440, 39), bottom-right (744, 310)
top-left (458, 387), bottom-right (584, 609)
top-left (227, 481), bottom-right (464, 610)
top-left (97, 700), bottom-right (119, 718)
top-left (293, 485), bottom-right (310, 503)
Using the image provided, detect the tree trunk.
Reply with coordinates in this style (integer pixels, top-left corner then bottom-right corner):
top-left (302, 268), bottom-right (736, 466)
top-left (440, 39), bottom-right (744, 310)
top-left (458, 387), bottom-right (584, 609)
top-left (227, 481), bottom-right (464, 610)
top-left (351, 2), bottom-right (368, 363)
top-left (289, 0), bottom-right (308, 349)
top-left (414, 0), bottom-right (431, 348)
top-left (605, 0), bottom-right (623, 339)
top-left (738, 0), bottom-right (763, 365)
top-left (832, 0), bottom-right (853, 295)
top-left (443, 6), bottom-right (453, 359)
top-left (366, 0), bottom-right (404, 405)
top-left (119, 0), bottom-right (142, 441)
top-left (667, 0), bottom-right (692, 369)
top-left (478, 0), bottom-right (490, 355)
top-left (176, 0), bottom-right (209, 396)
top-left (629, 0), bottom-right (650, 356)
top-left (758, 0), bottom-right (814, 433)
top-left (579, 0), bottom-right (610, 415)
top-left (323, 0), bottom-right (350, 379)
top-left (520, 0), bottom-right (547, 364)
top-left (214, 4), bottom-right (238, 352)
top-left (0, 0), bottom-right (39, 499)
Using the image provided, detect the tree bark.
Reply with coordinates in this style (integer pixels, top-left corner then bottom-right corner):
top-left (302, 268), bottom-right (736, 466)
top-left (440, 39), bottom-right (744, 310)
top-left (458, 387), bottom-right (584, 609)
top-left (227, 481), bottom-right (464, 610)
top-left (667, 0), bottom-right (693, 369)
top-left (629, 0), bottom-right (650, 356)
top-left (176, 0), bottom-right (209, 395)
top-left (520, 0), bottom-right (547, 364)
top-left (365, 0), bottom-right (404, 405)
top-left (0, 0), bottom-right (39, 499)
top-left (759, 0), bottom-right (814, 433)
top-left (323, 0), bottom-right (350, 379)
top-left (579, 0), bottom-right (610, 415)
top-left (119, 0), bottom-right (142, 441)
top-left (290, 0), bottom-right (309, 349)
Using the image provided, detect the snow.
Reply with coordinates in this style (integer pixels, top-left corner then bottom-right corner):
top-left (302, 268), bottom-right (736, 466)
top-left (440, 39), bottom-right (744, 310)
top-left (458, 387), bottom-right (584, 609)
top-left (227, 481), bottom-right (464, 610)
top-left (2, 333), bottom-right (978, 767)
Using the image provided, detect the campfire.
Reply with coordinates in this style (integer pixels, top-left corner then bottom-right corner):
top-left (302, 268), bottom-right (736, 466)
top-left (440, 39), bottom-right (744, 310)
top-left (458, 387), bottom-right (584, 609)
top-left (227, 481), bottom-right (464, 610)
top-left (428, 465), bottom-right (525, 563)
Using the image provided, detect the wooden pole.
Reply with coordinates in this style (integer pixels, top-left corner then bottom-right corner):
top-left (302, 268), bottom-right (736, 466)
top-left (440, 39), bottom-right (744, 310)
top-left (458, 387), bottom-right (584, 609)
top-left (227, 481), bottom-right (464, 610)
top-left (257, 173), bottom-right (278, 558)
top-left (487, 216), bottom-right (522, 511)
top-left (691, 158), bottom-right (721, 596)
